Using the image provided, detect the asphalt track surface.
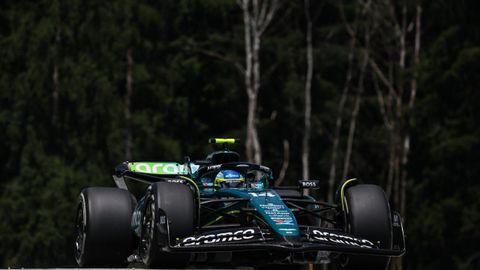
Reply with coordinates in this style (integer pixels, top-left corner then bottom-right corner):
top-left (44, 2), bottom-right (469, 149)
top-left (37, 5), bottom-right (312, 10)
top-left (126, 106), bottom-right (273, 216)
top-left (0, 268), bottom-right (255, 270)
top-left (0, 267), bottom-right (259, 270)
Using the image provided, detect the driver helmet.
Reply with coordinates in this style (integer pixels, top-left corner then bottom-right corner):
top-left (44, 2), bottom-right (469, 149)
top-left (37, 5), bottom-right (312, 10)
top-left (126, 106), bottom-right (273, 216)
top-left (246, 171), bottom-right (266, 189)
top-left (214, 170), bottom-right (245, 189)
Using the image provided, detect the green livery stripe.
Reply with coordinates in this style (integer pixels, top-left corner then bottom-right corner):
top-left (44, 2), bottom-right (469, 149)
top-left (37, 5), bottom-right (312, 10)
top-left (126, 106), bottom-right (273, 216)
top-left (340, 178), bottom-right (358, 213)
top-left (179, 176), bottom-right (201, 208)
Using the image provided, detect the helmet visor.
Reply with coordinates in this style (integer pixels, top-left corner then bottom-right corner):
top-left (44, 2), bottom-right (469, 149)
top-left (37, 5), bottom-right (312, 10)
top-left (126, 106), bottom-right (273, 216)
top-left (219, 180), bottom-right (244, 189)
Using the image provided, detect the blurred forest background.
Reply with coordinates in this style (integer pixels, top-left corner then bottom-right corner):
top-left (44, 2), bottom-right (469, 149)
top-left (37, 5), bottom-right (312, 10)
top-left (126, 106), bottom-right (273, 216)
top-left (0, 0), bottom-right (479, 269)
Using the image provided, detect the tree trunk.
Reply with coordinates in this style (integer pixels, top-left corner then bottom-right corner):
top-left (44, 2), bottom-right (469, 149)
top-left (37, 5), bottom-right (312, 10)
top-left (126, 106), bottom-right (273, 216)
top-left (368, 3), bottom-right (422, 270)
top-left (400, 3), bottom-right (421, 217)
top-left (246, 94), bottom-right (261, 163)
top-left (328, 1), bottom-right (357, 203)
top-left (302, 0), bottom-right (313, 183)
top-left (241, 0), bottom-right (280, 164)
top-left (393, 1), bottom-right (407, 210)
top-left (51, 27), bottom-right (60, 126)
top-left (125, 48), bottom-right (133, 160)
top-left (386, 129), bottom-right (396, 198)
top-left (242, 0), bottom-right (255, 163)
top-left (276, 139), bottom-right (290, 186)
top-left (52, 64), bottom-right (59, 125)
top-left (252, 30), bottom-right (262, 164)
top-left (341, 26), bottom-right (369, 181)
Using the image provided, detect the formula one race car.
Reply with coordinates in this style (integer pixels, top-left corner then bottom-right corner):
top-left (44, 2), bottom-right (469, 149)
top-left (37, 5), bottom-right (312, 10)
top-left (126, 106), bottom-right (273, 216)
top-left (74, 138), bottom-right (405, 269)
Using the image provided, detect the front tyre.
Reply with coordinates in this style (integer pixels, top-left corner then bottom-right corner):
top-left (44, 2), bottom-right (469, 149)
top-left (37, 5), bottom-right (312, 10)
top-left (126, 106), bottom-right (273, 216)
top-left (140, 182), bottom-right (195, 268)
top-left (341, 184), bottom-right (392, 270)
top-left (74, 187), bottom-right (135, 267)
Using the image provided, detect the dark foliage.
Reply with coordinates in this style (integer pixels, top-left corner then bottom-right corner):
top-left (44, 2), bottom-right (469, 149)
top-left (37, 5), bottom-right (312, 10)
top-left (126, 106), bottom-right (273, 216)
top-left (0, 0), bottom-right (478, 269)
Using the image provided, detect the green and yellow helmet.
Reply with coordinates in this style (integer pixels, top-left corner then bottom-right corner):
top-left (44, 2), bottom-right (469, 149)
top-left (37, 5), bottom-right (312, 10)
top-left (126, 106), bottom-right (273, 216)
top-left (214, 170), bottom-right (245, 189)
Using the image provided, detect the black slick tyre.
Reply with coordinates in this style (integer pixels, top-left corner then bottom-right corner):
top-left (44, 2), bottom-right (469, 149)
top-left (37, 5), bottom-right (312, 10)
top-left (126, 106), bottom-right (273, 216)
top-left (140, 182), bottom-right (195, 268)
top-left (74, 187), bottom-right (136, 267)
top-left (341, 184), bottom-right (392, 270)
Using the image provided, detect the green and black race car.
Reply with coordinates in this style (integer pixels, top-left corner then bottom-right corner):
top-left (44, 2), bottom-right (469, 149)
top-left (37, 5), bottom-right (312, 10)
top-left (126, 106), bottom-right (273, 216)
top-left (74, 138), bottom-right (405, 269)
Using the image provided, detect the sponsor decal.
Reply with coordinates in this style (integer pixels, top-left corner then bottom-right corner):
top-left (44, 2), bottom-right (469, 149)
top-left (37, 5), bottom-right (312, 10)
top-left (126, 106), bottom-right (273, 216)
top-left (274, 219), bottom-right (293, 224)
top-left (259, 165), bottom-right (271, 171)
top-left (236, 164), bottom-right (250, 168)
top-left (249, 193), bottom-right (300, 237)
top-left (249, 192), bottom-right (276, 197)
top-left (130, 162), bottom-right (199, 175)
top-left (207, 164), bottom-right (222, 170)
top-left (259, 203), bottom-right (296, 226)
top-left (190, 164), bottom-right (200, 174)
top-left (278, 228), bottom-right (297, 235)
top-left (250, 182), bottom-right (264, 189)
top-left (224, 170), bottom-right (241, 178)
top-left (311, 229), bottom-right (376, 248)
top-left (299, 180), bottom-right (320, 188)
top-left (178, 228), bottom-right (260, 246)
top-left (130, 162), bottom-right (188, 175)
top-left (166, 179), bottom-right (185, 184)
top-left (159, 215), bottom-right (166, 225)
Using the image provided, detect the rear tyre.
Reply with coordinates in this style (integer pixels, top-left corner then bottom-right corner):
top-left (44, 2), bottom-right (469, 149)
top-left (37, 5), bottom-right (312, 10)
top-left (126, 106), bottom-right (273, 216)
top-left (74, 187), bottom-right (135, 267)
top-left (140, 182), bottom-right (195, 268)
top-left (341, 184), bottom-right (392, 270)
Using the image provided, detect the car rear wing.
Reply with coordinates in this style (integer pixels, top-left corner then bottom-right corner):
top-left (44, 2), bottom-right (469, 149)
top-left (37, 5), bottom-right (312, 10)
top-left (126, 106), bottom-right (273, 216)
top-left (112, 161), bottom-right (201, 200)
top-left (115, 161), bottom-right (199, 176)
top-left (113, 161), bottom-right (200, 186)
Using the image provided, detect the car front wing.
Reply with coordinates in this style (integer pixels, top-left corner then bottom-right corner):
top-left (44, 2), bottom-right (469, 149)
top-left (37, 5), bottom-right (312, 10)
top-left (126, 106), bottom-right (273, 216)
top-left (155, 210), bottom-right (405, 257)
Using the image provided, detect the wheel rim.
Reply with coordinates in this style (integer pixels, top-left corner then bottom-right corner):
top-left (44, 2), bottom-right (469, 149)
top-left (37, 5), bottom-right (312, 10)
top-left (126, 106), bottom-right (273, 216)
top-left (74, 203), bottom-right (86, 265)
top-left (140, 196), bottom-right (155, 263)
